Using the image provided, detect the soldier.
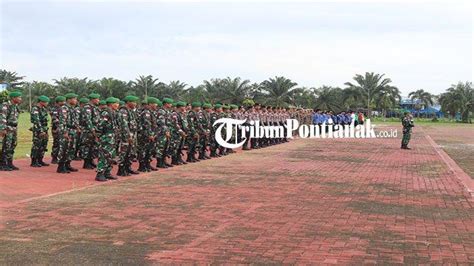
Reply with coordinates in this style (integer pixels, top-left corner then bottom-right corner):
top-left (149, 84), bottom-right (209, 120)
top-left (401, 112), bottom-right (414, 149)
top-left (74, 97), bottom-right (88, 160)
top-left (98, 100), bottom-right (107, 110)
top-left (218, 105), bottom-right (230, 156)
top-left (174, 101), bottom-right (189, 165)
top-left (0, 91), bottom-right (22, 171)
top-left (95, 97), bottom-right (120, 182)
top-left (56, 93), bottom-right (79, 173)
top-left (156, 98), bottom-right (173, 168)
top-left (198, 103), bottom-right (212, 160)
top-left (79, 93), bottom-right (101, 169)
top-left (137, 97), bottom-right (159, 172)
top-left (209, 103), bottom-right (222, 157)
top-left (186, 102), bottom-right (203, 162)
top-left (30, 95), bottom-right (50, 167)
top-left (116, 95), bottom-right (139, 176)
top-left (50, 96), bottom-right (66, 164)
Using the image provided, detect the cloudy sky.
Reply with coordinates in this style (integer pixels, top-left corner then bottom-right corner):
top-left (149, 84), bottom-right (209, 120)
top-left (1, 0), bottom-right (472, 95)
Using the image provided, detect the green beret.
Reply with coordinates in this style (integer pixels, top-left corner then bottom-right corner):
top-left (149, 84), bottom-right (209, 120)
top-left (99, 100), bottom-right (107, 105)
top-left (202, 103), bottom-right (212, 109)
top-left (123, 95), bottom-right (139, 102)
top-left (157, 100), bottom-right (163, 107)
top-left (106, 97), bottom-right (119, 104)
top-left (163, 98), bottom-right (174, 104)
top-left (176, 101), bottom-right (186, 108)
top-left (191, 101), bottom-right (201, 107)
top-left (222, 105), bottom-right (230, 110)
top-left (147, 97), bottom-right (159, 104)
top-left (88, 93), bottom-right (100, 99)
top-left (37, 95), bottom-right (50, 103)
top-left (8, 91), bottom-right (22, 98)
top-left (230, 104), bottom-right (238, 110)
top-left (65, 93), bottom-right (78, 99)
top-left (214, 103), bottom-right (222, 109)
top-left (79, 97), bottom-right (89, 104)
top-left (55, 96), bottom-right (66, 102)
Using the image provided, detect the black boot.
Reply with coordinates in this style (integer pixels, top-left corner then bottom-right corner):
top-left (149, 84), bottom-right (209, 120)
top-left (210, 150), bottom-right (218, 158)
top-left (157, 158), bottom-right (168, 168)
top-left (31, 157), bottom-right (41, 167)
top-left (39, 156), bottom-right (49, 166)
top-left (66, 161), bottom-right (78, 172)
top-left (82, 159), bottom-right (94, 169)
top-left (8, 159), bottom-right (19, 170)
top-left (137, 161), bottom-right (148, 172)
top-left (95, 172), bottom-right (108, 182)
top-left (2, 158), bottom-right (13, 171)
top-left (57, 162), bottom-right (70, 173)
top-left (171, 156), bottom-right (181, 166)
top-left (51, 157), bottom-right (58, 164)
top-left (117, 164), bottom-right (127, 176)
top-left (198, 153), bottom-right (207, 160)
top-left (104, 172), bottom-right (118, 180)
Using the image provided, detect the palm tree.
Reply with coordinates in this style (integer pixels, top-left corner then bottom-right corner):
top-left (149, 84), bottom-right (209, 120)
top-left (342, 87), bottom-right (364, 110)
top-left (161, 80), bottom-right (187, 99)
top-left (408, 89), bottom-right (434, 116)
top-left (0, 70), bottom-right (25, 89)
top-left (218, 77), bottom-right (251, 104)
top-left (260, 76), bottom-right (298, 107)
top-left (93, 78), bottom-right (131, 100)
top-left (376, 86), bottom-right (401, 119)
top-left (292, 87), bottom-right (317, 108)
top-left (314, 86), bottom-right (344, 112)
top-left (344, 72), bottom-right (395, 117)
top-left (439, 82), bottom-right (473, 123)
top-left (131, 75), bottom-right (160, 99)
top-left (53, 77), bottom-right (95, 96)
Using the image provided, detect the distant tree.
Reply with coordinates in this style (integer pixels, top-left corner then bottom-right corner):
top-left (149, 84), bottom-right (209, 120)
top-left (408, 89), bottom-right (434, 116)
top-left (0, 70), bottom-right (25, 89)
top-left (314, 86), bottom-right (344, 112)
top-left (439, 82), bottom-right (473, 123)
top-left (53, 77), bottom-right (96, 97)
top-left (260, 76), bottom-right (298, 107)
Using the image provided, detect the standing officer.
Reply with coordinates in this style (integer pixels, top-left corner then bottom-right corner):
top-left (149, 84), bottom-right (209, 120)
top-left (50, 96), bottom-right (66, 164)
top-left (156, 98), bottom-right (173, 168)
top-left (95, 97), bottom-right (120, 181)
top-left (137, 97), bottom-right (158, 172)
top-left (209, 103), bottom-right (222, 157)
top-left (117, 95), bottom-right (139, 176)
top-left (198, 103), bottom-right (212, 160)
top-left (401, 112), bottom-right (414, 149)
top-left (0, 91), bottom-right (22, 171)
top-left (186, 102), bottom-right (203, 162)
top-left (80, 93), bottom-right (101, 169)
top-left (56, 93), bottom-right (79, 173)
top-left (30, 95), bottom-right (50, 167)
top-left (174, 101), bottom-right (189, 165)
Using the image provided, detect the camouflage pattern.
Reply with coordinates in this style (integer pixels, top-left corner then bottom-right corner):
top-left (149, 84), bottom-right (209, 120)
top-left (0, 100), bottom-right (20, 165)
top-left (401, 115), bottom-right (414, 148)
top-left (137, 107), bottom-right (156, 166)
top-left (96, 107), bottom-right (118, 176)
top-left (30, 105), bottom-right (49, 161)
top-left (79, 102), bottom-right (100, 160)
top-left (117, 106), bottom-right (138, 167)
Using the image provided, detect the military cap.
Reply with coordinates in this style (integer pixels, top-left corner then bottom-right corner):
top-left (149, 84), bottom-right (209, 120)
top-left (8, 91), bottom-right (22, 98)
top-left (157, 99), bottom-right (163, 107)
top-left (191, 101), bottom-right (201, 107)
top-left (176, 101), bottom-right (186, 108)
top-left (99, 100), bottom-right (107, 105)
top-left (79, 97), bottom-right (89, 104)
top-left (214, 103), bottom-right (222, 109)
top-left (230, 104), bottom-right (238, 110)
top-left (106, 97), bottom-right (119, 104)
top-left (65, 93), bottom-right (78, 99)
top-left (55, 96), bottom-right (66, 102)
top-left (163, 97), bottom-right (174, 104)
top-left (37, 95), bottom-right (50, 103)
top-left (123, 95), bottom-right (139, 102)
top-left (222, 105), bottom-right (230, 110)
top-left (147, 97), bottom-right (159, 104)
top-left (202, 103), bottom-right (212, 109)
top-left (88, 93), bottom-right (100, 99)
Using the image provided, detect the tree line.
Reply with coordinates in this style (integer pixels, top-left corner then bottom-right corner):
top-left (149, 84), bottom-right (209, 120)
top-left (0, 69), bottom-right (472, 122)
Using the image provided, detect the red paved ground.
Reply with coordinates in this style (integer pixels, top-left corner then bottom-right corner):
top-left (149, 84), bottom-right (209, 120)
top-left (1, 125), bottom-right (473, 264)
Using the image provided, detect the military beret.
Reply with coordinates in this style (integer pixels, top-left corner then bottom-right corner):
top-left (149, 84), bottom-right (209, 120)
top-left (38, 95), bottom-right (50, 103)
top-left (222, 105), bottom-right (230, 110)
top-left (8, 91), bottom-right (22, 98)
top-left (214, 103), bottom-right (222, 109)
top-left (230, 104), bottom-right (238, 110)
top-left (65, 93), bottom-right (78, 99)
top-left (147, 97), bottom-right (159, 104)
top-left (99, 100), bottom-right (107, 105)
top-left (88, 93), bottom-right (100, 99)
top-left (123, 95), bottom-right (139, 102)
top-left (79, 97), bottom-right (89, 104)
top-left (106, 97), bottom-right (119, 104)
top-left (202, 103), bottom-right (212, 109)
top-left (55, 96), bottom-right (66, 102)
top-left (191, 101), bottom-right (201, 107)
top-left (163, 98), bottom-right (174, 104)
top-left (157, 100), bottom-right (163, 107)
top-left (176, 101), bottom-right (186, 108)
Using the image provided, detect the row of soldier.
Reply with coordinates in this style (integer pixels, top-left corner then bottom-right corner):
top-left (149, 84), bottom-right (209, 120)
top-left (0, 91), bottom-right (313, 181)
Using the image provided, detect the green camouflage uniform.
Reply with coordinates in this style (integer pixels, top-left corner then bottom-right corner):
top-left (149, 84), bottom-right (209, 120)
top-left (73, 106), bottom-right (82, 158)
top-left (137, 106), bottom-right (156, 168)
top-left (154, 108), bottom-right (170, 162)
top-left (57, 104), bottom-right (79, 163)
top-left (30, 105), bottom-right (49, 162)
top-left (117, 106), bottom-right (138, 169)
top-left (186, 110), bottom-right (203, 161)
top-left (79, 103), bottom-right (100, 161)
top-left (176, 110), bottom-right (189, 163)
top-left (0, 100), bottom-right (20, 168)
top-left (198, 109), bottom-right (211, 158)
top-left (401, 116), bottom-right (414, 148)
top-left (50, 105), bottom-right (61, 161)
top-left (97, 107), bottom-right (118, 176)
top-left (209, 111), bottom-right (220, 156)
top-left (166, 109), bottom-right (182, 160)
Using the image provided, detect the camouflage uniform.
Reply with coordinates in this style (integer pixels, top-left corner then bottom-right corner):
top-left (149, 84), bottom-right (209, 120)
top-left (175, 110), bottom-right (189, 164)
top-left (154, 108), bottom-right (170, 168)
top-left (166, 109), bottom-right (183, 164)
top-left (79, 102), bottom-right (100, 168)
top-left (117, 106), bottom-right (139, 175)
top-left (198, 109), bottom-right (211, 159)
top-left (50, 105), bottom-right (61, 163)
top-left (209, 110), bottom-right (221, 157)
top-left (186, 109), bottom-right (204, 162)
top-left (73, 105), bottom-right (82, 159)
top-left (30, 105), bottom-right (49, 166)
top-left (401, 116), bottom-right (414, 149)
top-left (97, 107), bottom-right (118, 179)
top-left (137, 106), bottom-right (157, 171)
top-left (0, 100), bottom-right (20, 170)
top-left (57, 102), bottom-right (80, 173)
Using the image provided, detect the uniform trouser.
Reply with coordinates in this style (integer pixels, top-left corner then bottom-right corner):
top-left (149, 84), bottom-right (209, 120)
top-left (57, 130), bottom-right (77, 163)
top-left (97, 134), bottom-right (115, 175)
top-left (1, 130), bottom-right (17, 163)
top-left (137, 136), bottom-right (154, 164)
top-left (118, 141), bottom-right (134, 167)
top-left (167, 134), bottom-right (180, 158)
top-left (199, 134), bottom-right (209, 155)
top-left (31, 132), bottom-right (48, 160)
top-left (75, 132), bottom-right (81, 157)
top-left (209, 131), bottom-right (219, 153)
top-left (155, 135), bottom-right (168, 160)
top-left (51, 131), bottom-right (59, 159)
top-left (402, 131), bottom-right (411, 147)
top-left (187, 136), bottom-right (198, 158)
top-left (80, 131), bottom-right (96, 160)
